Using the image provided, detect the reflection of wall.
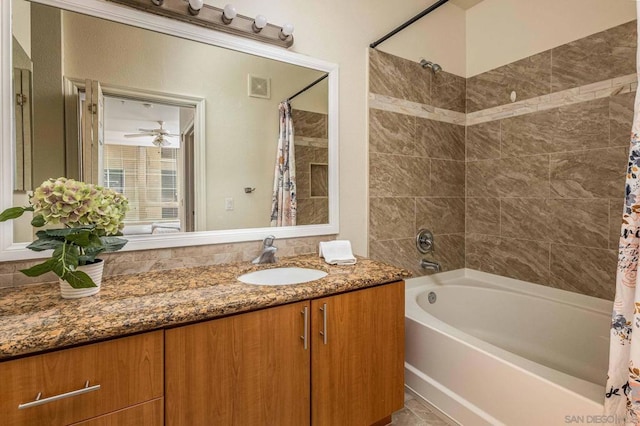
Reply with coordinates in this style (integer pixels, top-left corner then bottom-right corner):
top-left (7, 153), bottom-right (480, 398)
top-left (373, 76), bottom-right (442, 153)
top-left (293, 109), bottom-right (329, 225)
top-left (31, 4), bottom-right (65, 185)
top-left (368, 50), bottom-right (466, 277)
top-left (58, 10), bottom-right (325, 231)
top-left (11, 0), bottom-right (31, 58)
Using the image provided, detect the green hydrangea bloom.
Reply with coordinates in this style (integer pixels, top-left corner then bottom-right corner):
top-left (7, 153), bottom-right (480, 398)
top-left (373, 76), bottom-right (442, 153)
top-left (30, 177), bottom-right (129, 236)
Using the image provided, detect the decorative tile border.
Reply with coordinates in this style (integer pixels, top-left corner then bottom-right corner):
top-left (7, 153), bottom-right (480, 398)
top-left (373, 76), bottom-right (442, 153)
top-left (294, 136), bottom-right (328, 148)
top-left (467, 73), bottom-right (637, 125)
top-left (369, 73), bottom-right (637, 126)
top-left (368, 93), bottom-right (466, 125)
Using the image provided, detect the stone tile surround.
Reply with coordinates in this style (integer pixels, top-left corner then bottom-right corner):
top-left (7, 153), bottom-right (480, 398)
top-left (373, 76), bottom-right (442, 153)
top-left (368, 50), bottom-right (466, 277)
top-left (368, 20), bottom-right (636, 299)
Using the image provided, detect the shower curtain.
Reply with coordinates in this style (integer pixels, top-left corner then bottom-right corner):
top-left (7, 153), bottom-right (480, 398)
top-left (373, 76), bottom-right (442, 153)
top-left (270, 101), bottom-right (297, 227)
top-left (605, 12), bottom-right (640, 425)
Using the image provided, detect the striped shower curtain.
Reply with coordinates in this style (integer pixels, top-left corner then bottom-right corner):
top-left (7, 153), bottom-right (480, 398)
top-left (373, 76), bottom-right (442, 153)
top-left (270, 101), bottom-right (297, 227)
top-left (605, 11), bottom-right (640, 425)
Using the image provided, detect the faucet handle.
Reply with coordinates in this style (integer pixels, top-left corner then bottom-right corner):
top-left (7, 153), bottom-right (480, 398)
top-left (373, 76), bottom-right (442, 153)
top-left (263, 235), bottom-right (276, 247)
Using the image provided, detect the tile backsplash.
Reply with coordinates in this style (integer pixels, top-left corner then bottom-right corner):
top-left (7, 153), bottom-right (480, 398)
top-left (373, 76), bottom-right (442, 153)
top-left (0, 235), bottom-right (333, 289)
top-left (368, 20), bottom-right (636, 299)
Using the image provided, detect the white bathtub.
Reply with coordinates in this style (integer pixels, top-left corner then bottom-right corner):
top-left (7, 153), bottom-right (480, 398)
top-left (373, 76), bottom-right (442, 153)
top-left (405, 269), bottom-right (612, 426)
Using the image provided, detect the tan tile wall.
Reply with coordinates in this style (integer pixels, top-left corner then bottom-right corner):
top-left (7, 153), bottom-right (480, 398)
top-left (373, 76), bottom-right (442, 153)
top-left (368, 21), bottom-right (636, 299)
top-left (466, 93), bottom-right (631, 300)
top-left (292, 109), bottom-right (329, 225)
top-left (466, 21), bottom-right (636, 113)
top-left (0, 235), bottom-right (333, 289)
top-left (368, 50), bottom-right (466, 276)
top-left (466, 20), bottom-right (636, 300)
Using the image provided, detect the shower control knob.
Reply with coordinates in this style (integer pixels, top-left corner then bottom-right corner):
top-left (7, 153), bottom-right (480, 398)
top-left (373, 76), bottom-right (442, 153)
top-left (416, 229), bottom-right (435, 254)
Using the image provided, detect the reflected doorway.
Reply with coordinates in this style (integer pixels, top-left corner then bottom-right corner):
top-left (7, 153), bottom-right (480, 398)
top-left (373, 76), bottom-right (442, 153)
top-left (102, 95), bottom-right (196, 235)
top-left (65, 79), bottom-right (202, 235)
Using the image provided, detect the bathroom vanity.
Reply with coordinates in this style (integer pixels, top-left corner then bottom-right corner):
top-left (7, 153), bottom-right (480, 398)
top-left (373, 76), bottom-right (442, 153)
top-left (0, 255), bottom-right (409, 426)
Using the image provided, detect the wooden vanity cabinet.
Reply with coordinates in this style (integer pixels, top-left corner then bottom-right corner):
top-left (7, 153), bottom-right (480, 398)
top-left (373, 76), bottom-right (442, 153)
top-left (165, 301), bottom-right (311, 426)
top-left (164, 281), bottom-right (405, 426)
top-left (311, 281), bottom-right (405, 425)
top-left (0, 331), bottom-right (164, 426)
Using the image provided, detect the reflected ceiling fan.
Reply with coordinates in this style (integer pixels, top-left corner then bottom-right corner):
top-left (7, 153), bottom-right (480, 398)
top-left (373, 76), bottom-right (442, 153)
top-left (124, 120), bottom-right (179, 147)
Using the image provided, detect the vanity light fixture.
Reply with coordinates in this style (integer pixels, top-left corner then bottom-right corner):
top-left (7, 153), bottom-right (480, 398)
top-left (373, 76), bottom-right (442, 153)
top-left (252, 15), bottom-right (268, 33)
top-left (221, 4), bottom-right (237, 24)
top-left (279, 23), bottom-right (294, 41)
top-left (187, 0), bottom-right (203, 15)
top-left (106, 0), bottom-right (295, 48)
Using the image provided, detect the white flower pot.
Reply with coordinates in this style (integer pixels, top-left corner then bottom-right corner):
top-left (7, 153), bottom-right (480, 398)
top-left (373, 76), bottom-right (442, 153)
top-left (58, 259), bottom-right (105, 299)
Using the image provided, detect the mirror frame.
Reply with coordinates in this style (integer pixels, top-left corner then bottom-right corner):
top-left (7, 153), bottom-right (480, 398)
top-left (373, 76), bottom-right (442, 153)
top-left (0, 0), bottom-right (339, 262)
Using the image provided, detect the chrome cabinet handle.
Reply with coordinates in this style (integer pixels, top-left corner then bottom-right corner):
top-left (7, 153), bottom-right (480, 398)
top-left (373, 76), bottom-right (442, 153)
top-left (320, 303), bottom-right (327, 345)
top-left (301, 306), bottom-right (308, 350)
top-left (18, 381), bottom-right (101, 409)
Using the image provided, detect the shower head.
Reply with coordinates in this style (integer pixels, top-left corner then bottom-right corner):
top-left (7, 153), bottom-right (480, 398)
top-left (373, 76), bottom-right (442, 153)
top-left (419, 59), bottom-right (442, 74)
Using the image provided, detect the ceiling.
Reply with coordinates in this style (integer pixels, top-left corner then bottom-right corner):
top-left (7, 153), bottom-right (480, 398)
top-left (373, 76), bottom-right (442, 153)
top-left (449, 0), bottom-right (484, 10)
top-left (104, 96), bottom-right (182, 148)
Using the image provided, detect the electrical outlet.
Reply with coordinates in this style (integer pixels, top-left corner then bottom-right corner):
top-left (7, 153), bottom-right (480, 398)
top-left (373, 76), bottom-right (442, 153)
top-left (225, 197), bottom-right (234, 211)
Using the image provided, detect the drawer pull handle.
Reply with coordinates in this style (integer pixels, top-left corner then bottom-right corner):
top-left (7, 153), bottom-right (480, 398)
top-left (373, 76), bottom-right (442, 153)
top-left (18, 380), bottom-right (101, 409)
top-left (320, 303), bottom-right (327, 345)
top-left (301, 306), bottom-right (308, 350)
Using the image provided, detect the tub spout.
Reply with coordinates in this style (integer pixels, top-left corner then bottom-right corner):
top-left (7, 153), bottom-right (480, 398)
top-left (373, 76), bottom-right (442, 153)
top-left (421, 259), bottom-right (441, 272)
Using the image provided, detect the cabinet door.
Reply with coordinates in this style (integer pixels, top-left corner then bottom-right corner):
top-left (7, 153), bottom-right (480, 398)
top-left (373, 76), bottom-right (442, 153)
top-left (311, 282), bottom-right (405, 426)
top-left (0, 331), bottom-right (164, 426)
top-left (165, 302), bottom-right (311, 426)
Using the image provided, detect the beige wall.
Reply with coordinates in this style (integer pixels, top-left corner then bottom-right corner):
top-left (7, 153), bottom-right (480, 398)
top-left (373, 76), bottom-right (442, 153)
top-left (377, 3), bottom-right (467, 78)
top-left (12, 0), bottom-right (31, 58)
top-left (466, 0), bottom-right (636, 76)
top-left (31, 4), bottom-right (65, 186)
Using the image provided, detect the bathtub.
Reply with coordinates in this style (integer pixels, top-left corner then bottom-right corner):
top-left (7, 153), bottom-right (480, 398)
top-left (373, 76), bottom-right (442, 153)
top-left (405, 269), bottom-right (612, 426)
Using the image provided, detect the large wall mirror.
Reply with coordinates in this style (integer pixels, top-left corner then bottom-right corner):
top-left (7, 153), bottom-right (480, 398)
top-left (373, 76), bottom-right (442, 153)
top-left (0, 0), bottom-right (339, 261)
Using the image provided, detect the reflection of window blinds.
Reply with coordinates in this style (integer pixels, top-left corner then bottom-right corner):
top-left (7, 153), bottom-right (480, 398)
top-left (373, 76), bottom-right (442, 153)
top-left (103, 145), bottom-right (179, 223)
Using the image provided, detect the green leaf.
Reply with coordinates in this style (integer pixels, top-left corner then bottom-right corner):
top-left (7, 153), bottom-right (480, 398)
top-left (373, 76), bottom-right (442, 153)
top-left (44, 226), bottom-right (95, 237)
top-left (100, 236), bottom-right (127, 252)
top-left (52, 243), bottom-right (80, 272)
top-left (31, 214), bottom-right (45, 227)
top-left (0, 206), bottom-right (28, 222)
top-left (20, 258), bottom-right (57, 277)
top-left (60, 270), bottom-right (96, 288)
top-left (65, 230), bottom-right (93, 247)
top-left (26, 239), bottom-right (63, 252)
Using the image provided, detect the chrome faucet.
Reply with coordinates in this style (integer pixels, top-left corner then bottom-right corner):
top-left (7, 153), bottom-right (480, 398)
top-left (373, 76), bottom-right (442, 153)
top-left (421, 259), bottom-right (441, 272)
top-left (252, 235), bottom-right (277, 264)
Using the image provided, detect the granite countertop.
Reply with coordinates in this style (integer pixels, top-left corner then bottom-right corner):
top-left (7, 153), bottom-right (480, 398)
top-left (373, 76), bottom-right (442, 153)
top-left (0, 255), bottom-right (410, 360)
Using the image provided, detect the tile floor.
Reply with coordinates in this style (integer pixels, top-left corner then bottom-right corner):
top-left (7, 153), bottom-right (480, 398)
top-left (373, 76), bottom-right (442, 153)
top-left (390, 389), bottom-right (457, 426)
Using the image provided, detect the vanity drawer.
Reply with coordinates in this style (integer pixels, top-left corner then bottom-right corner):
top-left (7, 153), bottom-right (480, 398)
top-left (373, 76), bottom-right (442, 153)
top-left (70, 398), bottom-right (163, 426)
top-left (0, 331), bottom-right (163, 426)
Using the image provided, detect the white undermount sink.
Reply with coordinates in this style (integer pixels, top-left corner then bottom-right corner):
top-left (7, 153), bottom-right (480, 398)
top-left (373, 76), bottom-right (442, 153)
top-left (238, 267), bottom-right (328, 286)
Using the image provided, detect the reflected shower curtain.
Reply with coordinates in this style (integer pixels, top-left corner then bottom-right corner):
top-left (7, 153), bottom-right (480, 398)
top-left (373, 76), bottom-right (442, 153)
top-left (605, 11), bottom-right (640, 425)
top-left (270, 101), bottom-right (296, 226)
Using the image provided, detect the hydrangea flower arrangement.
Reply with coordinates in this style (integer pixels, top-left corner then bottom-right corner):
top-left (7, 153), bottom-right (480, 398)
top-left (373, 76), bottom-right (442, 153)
top-left (0, 177), bottom-right (129, 288)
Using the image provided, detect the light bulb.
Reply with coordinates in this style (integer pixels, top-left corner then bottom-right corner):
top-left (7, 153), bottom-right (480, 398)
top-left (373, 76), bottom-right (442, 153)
top-left (252, 15), bottom-right (267, 32)
top-left (188, 0), bottom-right (203, 15)
top-left (279, 22), bottom-right (294, 40)
top-left (222, 4), bottom-right (237, 24)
